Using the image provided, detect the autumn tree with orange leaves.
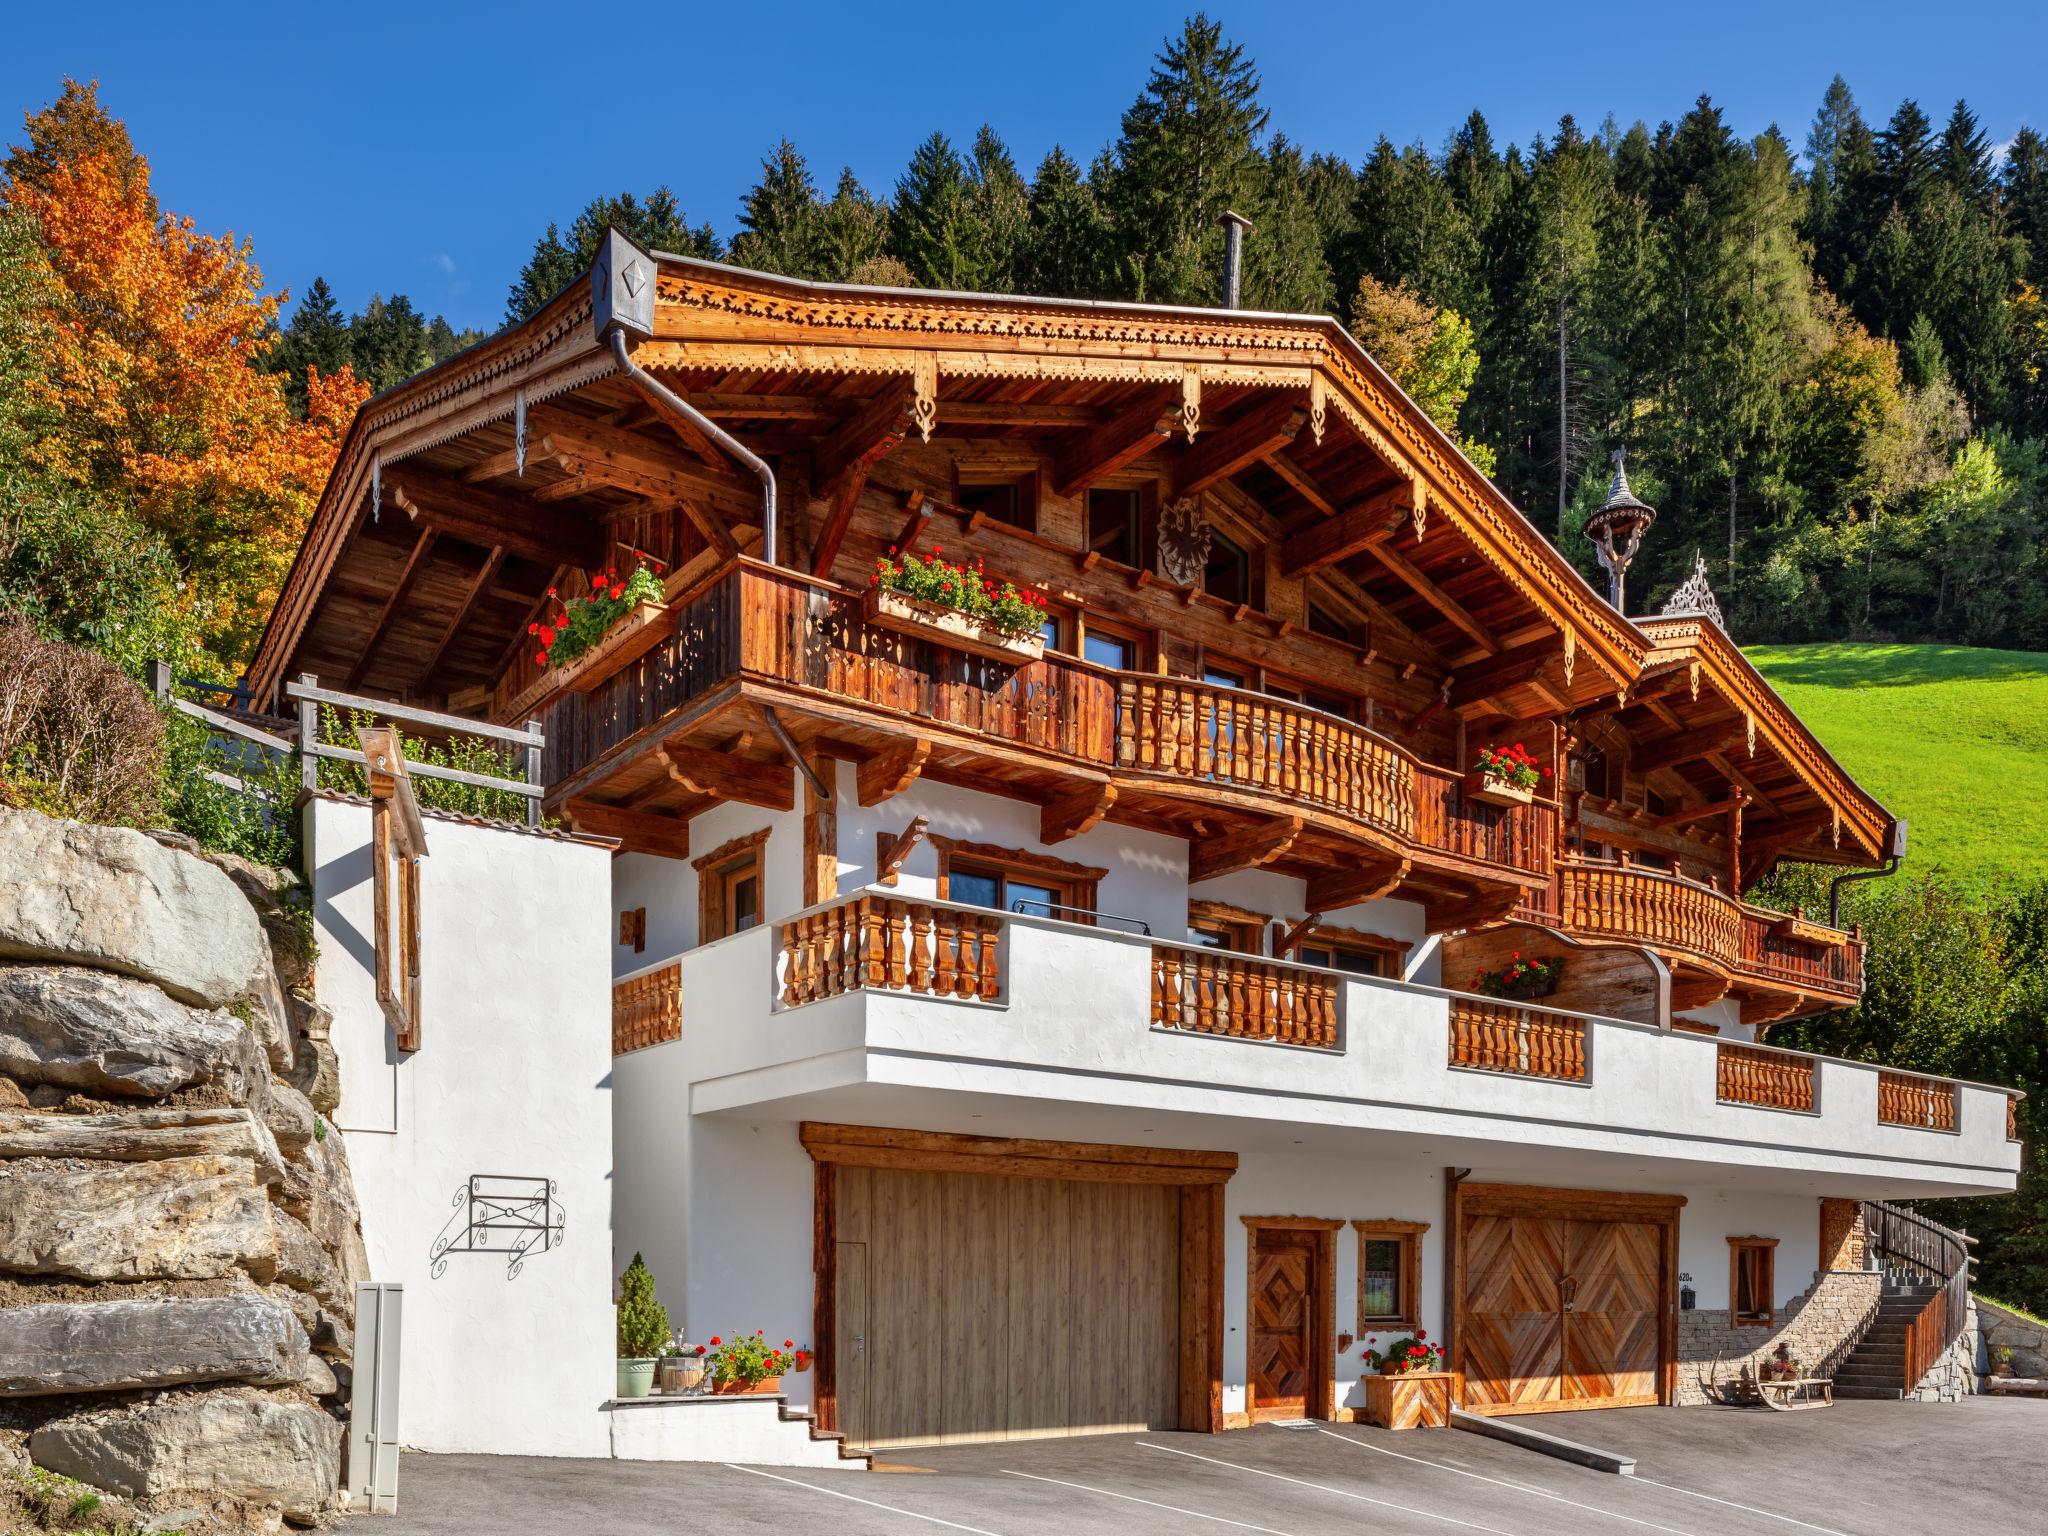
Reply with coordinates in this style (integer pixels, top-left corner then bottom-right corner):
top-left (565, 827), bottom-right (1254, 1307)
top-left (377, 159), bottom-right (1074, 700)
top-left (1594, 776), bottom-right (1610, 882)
top-left (1, 80), bottom-right (367, 668)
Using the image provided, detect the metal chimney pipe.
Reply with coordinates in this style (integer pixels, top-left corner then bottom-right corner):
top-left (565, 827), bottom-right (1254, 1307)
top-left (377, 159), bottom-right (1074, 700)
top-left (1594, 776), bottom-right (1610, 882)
top-left (1218, 210), bottom-right (1255, 309)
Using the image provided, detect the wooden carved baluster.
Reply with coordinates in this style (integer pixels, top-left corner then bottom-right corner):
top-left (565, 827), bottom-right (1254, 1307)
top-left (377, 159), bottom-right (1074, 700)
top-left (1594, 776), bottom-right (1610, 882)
top-left (1117, 678), bottom-right (1137, 769)
top-left (859, 897), bottom-right (885, 988)
top-left (933, 908), bottom-right (958, 996)
top-left (810, 909), bottom-right (834, 1000)
top-left (907, 903), bottom-right (934, 994)
top-left (952, 914), bottom-right (977, 1000)
top-left (1228, 957), bottom-right (1249, 1037)
top-left (780, 922), bottom-right (802, 1008)
top-left (885, 901), bottom-right (908, 990)
top-left (976, 916), bottom-right (1001, 1000)
top-left (1150, 947), bottom-right (1168, 1027)
top-left (1195, 952), bottom-right (1217, 1034)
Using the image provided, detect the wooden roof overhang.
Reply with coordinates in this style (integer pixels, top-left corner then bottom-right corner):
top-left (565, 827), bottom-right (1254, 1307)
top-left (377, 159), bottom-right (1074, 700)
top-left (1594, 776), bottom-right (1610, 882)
top-left (1628, 615), bottom-right (1894, 879)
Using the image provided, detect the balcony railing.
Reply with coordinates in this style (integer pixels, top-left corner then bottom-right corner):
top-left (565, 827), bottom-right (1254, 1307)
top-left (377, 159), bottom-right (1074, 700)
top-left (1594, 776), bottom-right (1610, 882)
top-left (1878, 1070), bottom-right (1960, 1132)
top-left (1546, 856), bottom-right (1863, 1001)
top-left (613, 961), bottom-right (681, 1054)
top-left (776, 894), bottom-right (1002, 1008)
top-left (538, 560), bottom-right (1555, 882)
top-left (1447, 997), bottom-right (1587, 1082)
top-left (1717, 1041), bottom-right (1817, 1112)
top-left (1150, 942), bottom-right (1341, 1049)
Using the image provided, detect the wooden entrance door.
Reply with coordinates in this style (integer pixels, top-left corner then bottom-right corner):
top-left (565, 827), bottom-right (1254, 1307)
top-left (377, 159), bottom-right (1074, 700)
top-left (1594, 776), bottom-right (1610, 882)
top-left (1456, 1185), bottom-right (1680, 1415)
top-left (1247, 1225), bottom-right (1328, 1420)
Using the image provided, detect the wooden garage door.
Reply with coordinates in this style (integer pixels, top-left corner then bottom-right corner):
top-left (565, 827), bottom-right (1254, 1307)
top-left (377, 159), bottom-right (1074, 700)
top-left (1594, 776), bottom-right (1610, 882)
top-left (835, 1166), bottom-right (1179, 1448)
top-left (1460, 1211), bottom-right (1666, 1413)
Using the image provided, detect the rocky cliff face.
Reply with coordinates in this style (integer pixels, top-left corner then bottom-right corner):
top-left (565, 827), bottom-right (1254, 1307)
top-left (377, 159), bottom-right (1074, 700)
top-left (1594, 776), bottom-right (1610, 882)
top-left (0, 805), bottom-right (361, 1530)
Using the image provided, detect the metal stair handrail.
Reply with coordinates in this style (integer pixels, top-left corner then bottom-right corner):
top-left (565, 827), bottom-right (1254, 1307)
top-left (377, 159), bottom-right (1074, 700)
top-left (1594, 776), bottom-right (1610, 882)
top-left (1860, 1199), bottom-right (1973, 1396)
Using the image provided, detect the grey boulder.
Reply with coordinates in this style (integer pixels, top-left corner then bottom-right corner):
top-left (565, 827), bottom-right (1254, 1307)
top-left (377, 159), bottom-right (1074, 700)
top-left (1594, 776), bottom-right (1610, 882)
top-left (0, 1155), bottom-right (276, 1281)
top-left (0, 1294), bottom-right (309, 1397)
top-left (0, 965), bottom-right (268, 1102)
top-left (0, 1106), bottom-right (285, 1186)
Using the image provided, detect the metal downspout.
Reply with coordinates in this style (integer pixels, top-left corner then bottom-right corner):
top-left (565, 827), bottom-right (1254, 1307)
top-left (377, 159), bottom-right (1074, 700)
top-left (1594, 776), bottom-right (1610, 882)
top-left (604, 325), bottom-right (777, 566)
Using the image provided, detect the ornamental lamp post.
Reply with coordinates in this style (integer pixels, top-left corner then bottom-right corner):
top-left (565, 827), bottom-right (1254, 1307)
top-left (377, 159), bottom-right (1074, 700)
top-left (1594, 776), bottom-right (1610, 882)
top-left (1581, 448), bottom-right (1657, 614)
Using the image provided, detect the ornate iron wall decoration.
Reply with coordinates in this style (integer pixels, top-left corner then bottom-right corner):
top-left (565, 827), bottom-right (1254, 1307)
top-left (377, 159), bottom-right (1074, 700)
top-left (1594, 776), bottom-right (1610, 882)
top-left (429, 1175), bottom-right (564, 1280)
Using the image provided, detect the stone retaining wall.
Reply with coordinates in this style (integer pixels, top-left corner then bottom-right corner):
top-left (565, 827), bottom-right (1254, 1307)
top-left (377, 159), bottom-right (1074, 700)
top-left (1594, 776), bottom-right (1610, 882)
top-left (0, 806), bottom-right (360, 1529)
top-left (1674, 1269), bottom-right (1883, 1405)
top-left (1976, 1296), bottom-right (2047, 1379)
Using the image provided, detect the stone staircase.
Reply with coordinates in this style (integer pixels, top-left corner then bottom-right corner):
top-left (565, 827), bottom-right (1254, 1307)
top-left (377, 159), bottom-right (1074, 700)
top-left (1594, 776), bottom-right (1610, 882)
top-left (1831, 1279), bottom-right (1940, 1399)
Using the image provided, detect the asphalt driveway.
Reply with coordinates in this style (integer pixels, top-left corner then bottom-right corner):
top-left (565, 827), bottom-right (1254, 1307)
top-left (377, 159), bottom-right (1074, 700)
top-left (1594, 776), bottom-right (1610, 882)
top-left (376, 1398), bottom-right (2047, 1535)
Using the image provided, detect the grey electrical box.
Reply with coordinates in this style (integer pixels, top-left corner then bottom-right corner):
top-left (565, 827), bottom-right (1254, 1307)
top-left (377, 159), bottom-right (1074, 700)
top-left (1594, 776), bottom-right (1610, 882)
top-left (349, 1283), bottom-right (404, 1515)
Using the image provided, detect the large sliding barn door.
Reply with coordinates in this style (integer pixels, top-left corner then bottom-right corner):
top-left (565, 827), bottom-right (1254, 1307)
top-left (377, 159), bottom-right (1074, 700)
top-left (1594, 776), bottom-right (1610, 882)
top-left (835, 1166), bottom-right (1179, 1449)
top-left (1457, 1186), bottom-right (1680, 1415)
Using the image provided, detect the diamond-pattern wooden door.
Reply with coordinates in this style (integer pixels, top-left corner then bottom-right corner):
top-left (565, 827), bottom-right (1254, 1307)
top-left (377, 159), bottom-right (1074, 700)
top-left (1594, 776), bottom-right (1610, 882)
top-left (1459, 1215), bottom-right (1565, 1411)
top-left (1561, 1220), bottom-right (1662, 1405)
top-left (1249, 1232), bottom-right (1314, 1419)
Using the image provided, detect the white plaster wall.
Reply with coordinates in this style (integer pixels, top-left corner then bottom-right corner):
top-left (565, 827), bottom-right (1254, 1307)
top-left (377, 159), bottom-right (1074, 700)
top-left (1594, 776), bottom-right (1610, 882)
top-left (611, 796), bottom-right (804, 979)
top-left (1672, 1187), bottom-right (1823, 1310)
top-left (1675, 996), bottom-right (1752, 1041)
top-left (307, 798), bottom-right (615, 1458)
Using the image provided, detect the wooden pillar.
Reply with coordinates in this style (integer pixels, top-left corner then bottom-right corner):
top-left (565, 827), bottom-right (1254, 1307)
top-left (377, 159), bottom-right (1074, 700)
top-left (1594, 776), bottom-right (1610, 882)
top-left (812, 1161), bottom-right (838, 1432)
top-left (803, 751), bottom-right (838, 907)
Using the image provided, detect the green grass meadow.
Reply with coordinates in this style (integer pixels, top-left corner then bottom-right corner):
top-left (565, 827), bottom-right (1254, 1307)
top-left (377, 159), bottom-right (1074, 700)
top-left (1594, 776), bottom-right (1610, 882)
top-left (1744, 643), bottom-right (2048, 887)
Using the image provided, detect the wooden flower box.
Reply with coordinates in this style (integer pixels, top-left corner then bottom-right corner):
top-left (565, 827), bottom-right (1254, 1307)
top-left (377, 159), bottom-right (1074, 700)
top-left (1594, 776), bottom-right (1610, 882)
top-left (1770, 914), bottom-right (1849, 947)
top-left (712, 1374), bottom-right (782, 1396)
top-left (1462, 769), bottom-right (1535, 807)
top-left (864, 587), bottom-right (1045, 665)
top-left (1361, 1370), bottom-right (1461, 1431)
top-left (556, 601), bottom-right (673, 694)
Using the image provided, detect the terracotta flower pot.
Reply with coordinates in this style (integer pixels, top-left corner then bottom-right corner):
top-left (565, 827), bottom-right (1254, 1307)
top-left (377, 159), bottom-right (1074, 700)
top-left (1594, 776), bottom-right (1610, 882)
top-left (713, 1374), bottom-right (782, 1396)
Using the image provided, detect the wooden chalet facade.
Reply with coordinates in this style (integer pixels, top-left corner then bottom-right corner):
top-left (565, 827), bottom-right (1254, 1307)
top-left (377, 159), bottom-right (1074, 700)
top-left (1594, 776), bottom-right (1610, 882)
top-left (251, 232), bottom-right (1890, 1037)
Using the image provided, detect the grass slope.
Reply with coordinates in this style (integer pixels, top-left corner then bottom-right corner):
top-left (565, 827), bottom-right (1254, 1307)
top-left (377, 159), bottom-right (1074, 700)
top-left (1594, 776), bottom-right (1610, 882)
top-left (1744, 643), bottom-right (2048, 887)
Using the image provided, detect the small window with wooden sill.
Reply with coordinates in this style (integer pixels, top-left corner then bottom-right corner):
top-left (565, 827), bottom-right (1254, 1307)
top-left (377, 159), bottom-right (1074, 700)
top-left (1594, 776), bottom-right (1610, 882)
top-left (1727, 1236), bottom-right (1778, 1326)
top-left (1354, 1219), bottom-right (1428, 1331)
top-left (694, 829), bottom-right (770, 944)
top-left (1293, 925), bottom-right (1408, 979)
top-left (1204, 529), bottom-right (1252, 604)
top-left (1080, 617), bottom-right (1145, 673)
top-left (1087, 487), bottom-right (1146, 567)
top-left (1187, 900), bottom-right (1266, 955)
top-left (933, 837), bottom-right (1105, 924)
top-left (955, 471), bottom-right (1036, 532)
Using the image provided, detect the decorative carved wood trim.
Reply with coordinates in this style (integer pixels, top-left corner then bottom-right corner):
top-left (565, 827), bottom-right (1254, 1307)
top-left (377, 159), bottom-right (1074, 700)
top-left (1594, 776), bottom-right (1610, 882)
top-left (662, 741), bottom-right (795, 810)
top-left (856, 738), bottom-right (930, 807)
top-left (798, 1121), bottom-right (1237, 1182)
top-left (1039, 782), bottom-right (1116, 845)
top-left (691, 826), bottom-right (772, 873)
top-left (1353, 1218), bottom-right (1429, 1331)
top-left (874, 816), bottom-right (930, 887)
top-left (928, 835), bottom-right (1108, 887)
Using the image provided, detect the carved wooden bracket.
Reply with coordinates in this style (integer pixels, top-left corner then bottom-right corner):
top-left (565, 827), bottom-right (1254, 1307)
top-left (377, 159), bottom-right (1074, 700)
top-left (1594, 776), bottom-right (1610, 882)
top-left (875, 815), bottom-right (931, 887)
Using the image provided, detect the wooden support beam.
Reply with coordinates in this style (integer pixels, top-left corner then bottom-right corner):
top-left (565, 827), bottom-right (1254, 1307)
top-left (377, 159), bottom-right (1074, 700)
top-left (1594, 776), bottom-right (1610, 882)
top-left (1188, 816), bottom-right (1301, 884)
top-left (561, 800), bottom-right (692, 859)
top-left (1277, 485), bottom-right (1409, 575)
top-left (387, 471), bottom-right (604, 568)
top-left (1306, 857), bottom-right (1409, 912)
top-left (1050, 391), bottom-right (1176, 498)
top-left (417, 544), bottom-right (505, 690)
top-left (1172, 400), bottom-right (1306, 498)
top-left (1653, 793), bottom-right (1747, 830)
top-left (1446, 638), bottom-right (1559, 710)
top-left (462, 443), bottom-right (568, 484)
top-left (1364, 540), bottom-right (1500, 655)
top-left (1271, 911), bottom-right (1324, 959)
top-left (346, 530), bottom-right (438, 690)
top-left (892, 490), bottom-right (933, 557)
top-left (1263, 451), bottom-right (1340, 517)
top-left (1040, 782), bottom-right (1117, 845)
top-left (1705, 751), bottom-right (1780, 817)
top-left (661, 741), bottom-right (795, 811)
top-left (856, 738), bottom-right (930, 807)
top-left (812, 381), bottom-right (914, 488)
top-left (1633, 727), bottom-right (1742, 776)
top-left (874, 815), bottom-right (930, 886)
top-left (528, 400), bottom-right (724, 477)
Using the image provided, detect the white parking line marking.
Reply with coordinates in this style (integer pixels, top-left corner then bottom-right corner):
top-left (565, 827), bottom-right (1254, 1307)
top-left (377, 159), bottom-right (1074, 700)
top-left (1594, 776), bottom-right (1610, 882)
top-left (1312, 1428), bottom-right (1702, 1536)
top-left (1136, 1441), bottom-right (1525, 1535)
top-left (1624, 1476), bottom-right (1859, 1536)
top-left (1003, 1469), bottom-right (1301, 1534)
top-left (723, 1463), bottom-right (1007, 1534)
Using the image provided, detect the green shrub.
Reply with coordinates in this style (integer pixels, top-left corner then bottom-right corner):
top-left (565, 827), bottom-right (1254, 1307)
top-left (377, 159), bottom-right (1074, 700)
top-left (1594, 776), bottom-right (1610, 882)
top-left (616, 1252), bottom-right (671, 1359)
top-left (0, 612), bottom-right (164, 826)
top-left (316, 702), bottom-right (533, 823)
top-left (158, 705), bottom-right (302, 870)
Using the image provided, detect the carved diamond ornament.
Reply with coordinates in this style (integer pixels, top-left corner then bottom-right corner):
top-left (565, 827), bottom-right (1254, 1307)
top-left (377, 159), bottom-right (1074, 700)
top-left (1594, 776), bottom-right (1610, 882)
top-left (1157, 498), bottom-right (1212, 587)
top-left (1660, 551), bottom-right (1727, 632)
top-left (620, 258), bottom-right (647, 299)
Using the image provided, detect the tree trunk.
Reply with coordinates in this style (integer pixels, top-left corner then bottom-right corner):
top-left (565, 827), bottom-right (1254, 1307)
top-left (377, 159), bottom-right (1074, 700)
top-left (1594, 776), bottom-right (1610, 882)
top-left (1557, 292), bottom-right (1569, 528)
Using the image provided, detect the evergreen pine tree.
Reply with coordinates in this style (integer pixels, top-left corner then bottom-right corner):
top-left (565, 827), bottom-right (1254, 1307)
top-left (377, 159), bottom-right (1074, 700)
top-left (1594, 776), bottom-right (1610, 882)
top-left (505, 189), bottom-right (719, 322)
top-left (889, 132), bottom-right (980, 290)
top-left (731, 141), bottom-right (828, 279)
top-left (818, 168), bottom-right (891, 283)
top-left (2003, 127), bottom-right (2048, 286)
top-left (1934, 100), bottom-right (1996, 211)
top-left (1875, 100), bottom-right (1936, 213)
top-left (1106, 13), bottom-right (1270, 304)
top-left (349, 294), bottom-right (433, 394)
top-left (1243, 137), bottom-right (1335, 313)
top-left (966, 126), bottom-right (1030, 294)
top-left (1343, 138), bottom-right (1479, 317)
top-left (615, 1252), bottom-right (671, 1359)
top-left (1523, 117), bottom-right (1611, 527)
top-left (1022, 147), bottom-right (1113, 298)
top-left (265, 276), bottom-right (352, 414)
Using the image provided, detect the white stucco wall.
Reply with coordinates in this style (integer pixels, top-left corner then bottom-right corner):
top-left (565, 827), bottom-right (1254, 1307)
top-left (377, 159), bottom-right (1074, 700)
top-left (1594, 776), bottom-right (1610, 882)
top-left (610, 795), bottom-right (803, 979)
top-left (307, 797), bottom-right (616, 1457)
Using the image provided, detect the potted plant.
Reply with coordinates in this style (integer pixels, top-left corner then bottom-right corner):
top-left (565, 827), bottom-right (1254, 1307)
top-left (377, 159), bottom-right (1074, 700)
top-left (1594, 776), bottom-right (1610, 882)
top-left (615, 1252), bottom-right (671, 1399)
top-left (656, 1334), bottom-right (707, 1395)
top-left (1476, 951), bottom-right (1563, 1001)
top-left (1762, 1342), bottom-right (1799, 1382)
top-left (866, 547), bottom-right (1049, 664)
top-left (1360, 1331), bottom-right (1457, 1430)
top-left (707, 1332), bottom-right (806, 1396)
top-left (1465, 742), bottom-right (1549, 806)
top-left (527, 560), bottom-right (670, 693)
top-left (1993, 1345), bottom-right (2016, 1380)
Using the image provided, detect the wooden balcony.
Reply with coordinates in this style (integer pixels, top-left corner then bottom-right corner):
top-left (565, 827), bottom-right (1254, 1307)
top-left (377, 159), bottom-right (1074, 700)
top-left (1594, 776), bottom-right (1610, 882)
top-left (1716, 1041), bottom-right (1817, 1112)
top-left (1878, 1070), bottom-right (1960, 1132)
top-left (1550, 856), bottom-right (1864, 1004)
top-left (1150, 942), bottom-right (1340, 1049)
top-left (777, 894), bottom-right (1002, 1008)
top-left (1446, 996), bottom-right (1588, 1082)
top-left (539, 559), bottom-right (1555, 887)
top-left (612, 962), bottom-right (681, 1054)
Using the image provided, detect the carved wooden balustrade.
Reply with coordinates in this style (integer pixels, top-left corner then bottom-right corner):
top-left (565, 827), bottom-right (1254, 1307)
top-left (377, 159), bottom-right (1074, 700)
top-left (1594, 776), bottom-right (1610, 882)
top-left (1737, 908), bottom-right (1865, 997)
top-left (1150, 942), bottom-right (1341, 1049)
top-left (1716, 1041), bottom-right (1816, 1112)
top-left (1446, 997), bottom-right (1587, 1081)
top-left (1878, 1070), bottom-right (1960, 1132)
top-left (1416, 766), bottom-right (1557, 882)
top-left (612, 962), bottom-right (681, 1054)
top-left (777, 894), bottom-right (1002, 1008)
top-left (1558, 858), bottom-right (1742, 970)
top-left (1117, 677), bottom-right (1415, 839)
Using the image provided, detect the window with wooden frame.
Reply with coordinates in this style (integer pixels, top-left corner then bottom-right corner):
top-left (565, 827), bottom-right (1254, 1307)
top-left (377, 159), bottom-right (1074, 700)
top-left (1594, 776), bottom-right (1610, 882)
top-left (954, 468), bottom-right (1038, 532)
top-left (1292, 924), bottom-right (1410, 979)
top-left (1727, 1236), bottom-right (1778, 1326)
top-left (932, 836), bottom-right (1104, 923)
top-left (1353, 1219), bottom-right (1427, 1330)
top-left (1187, 899), bottom-right (1267, 955)
top-left (694, 828), bottom-right (770, 944)
top-left (1086, 486), bottom-right (1147, 568)
top-left (1078, 613), bottom-right (1148, 674)
top-left (1203, 528), bottom-right (1252, 604)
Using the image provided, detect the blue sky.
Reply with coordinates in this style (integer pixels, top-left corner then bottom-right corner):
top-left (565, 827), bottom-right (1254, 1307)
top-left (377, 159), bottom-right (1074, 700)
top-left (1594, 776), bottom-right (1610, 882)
top-left (6, 2), bottom-right (2043, 334)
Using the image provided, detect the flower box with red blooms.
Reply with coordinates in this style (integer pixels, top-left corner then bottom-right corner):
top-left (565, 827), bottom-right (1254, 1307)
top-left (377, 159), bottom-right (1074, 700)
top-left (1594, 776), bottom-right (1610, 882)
top-left (1477, 950), bottom-right (1564, 1001)
top-left (527, 561), bottom-right (670, 695)
top-left (706, 1331), bottom-right (811, 1396)
top-left (866, 547), bottom-right (1048, 665)
top-left (1464, 742), bottom-right (1549, 806)
top-left (1360, 1331), bottom-right (1458, 1430)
